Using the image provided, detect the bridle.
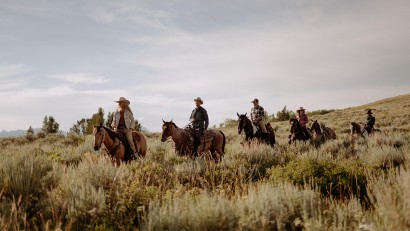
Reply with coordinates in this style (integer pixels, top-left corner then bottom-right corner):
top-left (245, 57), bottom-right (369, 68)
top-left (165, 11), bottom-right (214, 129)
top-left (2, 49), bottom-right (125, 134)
top-left (95, 127), bottom-right (106, 146)
top-left (312, 122), bottom-right (322, 135)
top-left (95, 127), bottom-right (121, 157)
top-left (238, 116), bottom-right (254, 136)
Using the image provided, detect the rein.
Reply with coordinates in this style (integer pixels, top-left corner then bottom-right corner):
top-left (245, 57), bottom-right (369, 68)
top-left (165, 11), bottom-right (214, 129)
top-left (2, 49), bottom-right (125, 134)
top-left (100, 127), bottom-right (123, 157)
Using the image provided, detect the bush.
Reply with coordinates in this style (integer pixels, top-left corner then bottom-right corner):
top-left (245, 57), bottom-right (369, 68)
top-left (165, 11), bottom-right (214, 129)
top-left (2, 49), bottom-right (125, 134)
top-left (0, 150), bottom-right (56, 229)
top-left (268, 156), bottom-right (368, 202)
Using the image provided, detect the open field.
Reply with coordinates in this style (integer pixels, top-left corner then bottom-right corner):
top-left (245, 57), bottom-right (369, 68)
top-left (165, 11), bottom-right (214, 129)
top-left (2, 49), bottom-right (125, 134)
top-left (1, 94), bottom-right (410, 230)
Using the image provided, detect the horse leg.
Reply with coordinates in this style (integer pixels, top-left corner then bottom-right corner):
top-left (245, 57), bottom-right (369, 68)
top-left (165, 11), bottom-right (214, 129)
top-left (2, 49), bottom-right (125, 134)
top-left (115, 147), bottom-right (125, 166)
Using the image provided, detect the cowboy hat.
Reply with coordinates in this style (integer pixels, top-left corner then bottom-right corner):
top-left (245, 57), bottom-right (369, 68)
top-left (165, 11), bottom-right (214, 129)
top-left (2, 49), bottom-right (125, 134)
top-left (251, 98), bottom-right (259, 103)
top-left (194, 97), bottom-right (203, 104)
top-left (367, 109), bottom-right (373, 114)
top-left (297, 107), bottom-right (306, 112)
top-left (114, 97), bottom-right (130, 105)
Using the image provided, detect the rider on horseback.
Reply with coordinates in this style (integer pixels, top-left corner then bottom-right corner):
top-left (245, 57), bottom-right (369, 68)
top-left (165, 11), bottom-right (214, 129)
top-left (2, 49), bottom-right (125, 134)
top-left (189, 97), bottom-right (209, 156)
top-left (296, 107), bottom-right (312, 138)
top-left (250, 99), bottom-right (268, 139)
top-left (364, 109), bottom-right (376, 133)
top-left (111, 97), bottom-right (138, 156)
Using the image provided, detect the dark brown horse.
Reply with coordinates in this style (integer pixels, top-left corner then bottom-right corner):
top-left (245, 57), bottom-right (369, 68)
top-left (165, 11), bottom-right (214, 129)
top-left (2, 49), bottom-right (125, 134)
top-left (310, 120), bottom-right (337, 141)
top-left (93, 124), bottom-right (147, 165)
top-left (288, 118), bottom-right (311, 144)
top-left (161, 120), bottom-right (226, 162)
top-left (237, 113), bottom-right (275, 147)
top-left (350, 122), bottom-right (381, 138)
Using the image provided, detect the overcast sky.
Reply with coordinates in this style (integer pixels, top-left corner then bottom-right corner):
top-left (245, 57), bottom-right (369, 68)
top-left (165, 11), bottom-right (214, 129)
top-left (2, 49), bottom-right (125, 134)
top-left (1, 0), bottom-right (409, 132)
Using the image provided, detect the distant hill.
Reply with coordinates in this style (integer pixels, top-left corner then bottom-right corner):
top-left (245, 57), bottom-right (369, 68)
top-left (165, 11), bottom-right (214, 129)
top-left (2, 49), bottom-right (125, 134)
top-left (0, 128), bottom-right (42, 138)
top-left (0, 127), bottom-right (149, 138)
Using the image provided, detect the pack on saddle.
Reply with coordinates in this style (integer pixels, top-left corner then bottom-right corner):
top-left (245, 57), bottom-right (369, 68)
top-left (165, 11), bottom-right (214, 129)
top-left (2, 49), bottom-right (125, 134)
top-left (186, 125), bottom-right (214, 155)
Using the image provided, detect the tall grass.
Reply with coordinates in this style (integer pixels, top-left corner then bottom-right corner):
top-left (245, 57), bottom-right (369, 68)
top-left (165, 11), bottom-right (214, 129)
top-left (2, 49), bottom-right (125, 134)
top-left (0, 93), bottom-right (410, 230)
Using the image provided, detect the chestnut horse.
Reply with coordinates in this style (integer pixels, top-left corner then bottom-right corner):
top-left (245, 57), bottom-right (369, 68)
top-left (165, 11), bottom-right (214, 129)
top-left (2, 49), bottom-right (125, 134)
top-left (93, 124), bottom-right (147, 165)
top-left (161, 120), bottom-right (226, 162)
top-left (288, 118), bottom-right (311, 144)
top-left (310, 120), bottom-right (336, 141)
top-left (237, 113), bottom-right (275, 147)
top-left (350, 122), bottom-right (381, 138)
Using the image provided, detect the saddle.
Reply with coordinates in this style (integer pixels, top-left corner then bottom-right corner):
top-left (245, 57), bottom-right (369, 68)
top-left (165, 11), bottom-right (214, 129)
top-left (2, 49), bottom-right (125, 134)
top-left (200, 131), bottom-right (214, 143)
top-left (116, 130), bottom-right (139, 160)
top-left (185, 126), bottom-right (214, 144)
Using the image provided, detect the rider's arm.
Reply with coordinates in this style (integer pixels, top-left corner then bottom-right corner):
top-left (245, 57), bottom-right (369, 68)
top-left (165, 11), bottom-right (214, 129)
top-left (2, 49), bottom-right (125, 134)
top-left (129, 111), bottom-right (135, 130)
top-left (204, 109), bottom-right (209, 130)
top-left (111, 112), bottom-right (117, 129)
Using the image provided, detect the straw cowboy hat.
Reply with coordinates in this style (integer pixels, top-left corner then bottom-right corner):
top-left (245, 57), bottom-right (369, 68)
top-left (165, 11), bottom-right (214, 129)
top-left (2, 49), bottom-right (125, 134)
top-left (114, 97), bottom-right (130, 105)
top-left (194, 97), bottom-right (203, 104)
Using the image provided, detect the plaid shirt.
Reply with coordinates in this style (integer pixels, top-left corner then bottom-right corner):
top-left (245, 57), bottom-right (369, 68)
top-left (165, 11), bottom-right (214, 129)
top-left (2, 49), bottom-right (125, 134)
top-left (251, 106), bottom-right (265, 122)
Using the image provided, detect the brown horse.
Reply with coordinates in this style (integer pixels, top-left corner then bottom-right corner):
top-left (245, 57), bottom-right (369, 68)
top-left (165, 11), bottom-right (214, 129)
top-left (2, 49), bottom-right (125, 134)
top-left (310, 120), bottom-right (336, 141)
top-left (161, 120), bottom-right (226, 162)
top-left (93, 124), bottom-right (147, 165)
top-left (237, 113), bottom-right (275, 147)
top-left (288, 118), bottom-right (311, 144)
top-left (350, 122), bottom-right (381, 138)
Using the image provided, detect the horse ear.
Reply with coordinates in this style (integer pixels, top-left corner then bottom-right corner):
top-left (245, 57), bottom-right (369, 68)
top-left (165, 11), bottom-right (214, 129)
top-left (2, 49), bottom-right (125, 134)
top-left (245, 112), bottom-right (247, 116)
top-left (100, 123), bottom-right (102, 127)
top-left (162, 119), bottom-right (165, 123)
top-left (170, 119), bottom-right (173, 123)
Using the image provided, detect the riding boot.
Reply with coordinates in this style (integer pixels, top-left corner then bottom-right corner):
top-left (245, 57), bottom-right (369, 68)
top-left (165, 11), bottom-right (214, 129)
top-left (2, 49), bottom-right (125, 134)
top-left (192, 138), bottom-right (199, 156)
top-left (126, 130), bottom-right (138, 157)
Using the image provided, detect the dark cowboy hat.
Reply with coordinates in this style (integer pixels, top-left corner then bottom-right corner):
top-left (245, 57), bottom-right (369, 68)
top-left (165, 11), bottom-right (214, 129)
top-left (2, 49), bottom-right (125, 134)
top-left (367, 109), bottom-right (373, 114)
top-left (297, 106), bottom-right (306, 112)
top-left (114, 97), bottom-right (130, 105)
top-left (251, 98), bottom-right (259, 103)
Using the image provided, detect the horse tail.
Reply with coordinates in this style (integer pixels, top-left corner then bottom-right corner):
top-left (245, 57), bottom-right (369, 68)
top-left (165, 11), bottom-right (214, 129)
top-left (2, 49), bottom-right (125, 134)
top-left (220, 130), bottom-right (226, 154)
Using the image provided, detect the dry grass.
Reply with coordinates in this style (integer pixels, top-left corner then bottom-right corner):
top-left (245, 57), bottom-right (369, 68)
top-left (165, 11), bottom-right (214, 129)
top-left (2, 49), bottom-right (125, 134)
top-left (0, 93), bottom-right (409, 230)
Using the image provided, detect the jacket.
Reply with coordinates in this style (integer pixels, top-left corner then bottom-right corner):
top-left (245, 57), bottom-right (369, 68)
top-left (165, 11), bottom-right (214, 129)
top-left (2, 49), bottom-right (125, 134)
top-left (365, 115), bottom-right (375, 127)
top-left (112, 110), bottom-right (135, 129)
top-left (190, 106), bottom-right (209, 130)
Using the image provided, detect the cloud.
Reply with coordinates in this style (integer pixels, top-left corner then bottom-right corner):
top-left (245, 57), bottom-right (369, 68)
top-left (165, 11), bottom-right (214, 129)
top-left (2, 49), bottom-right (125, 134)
top-left (0, 64), bottom-right (30, 78)
top-left (48, 73), bottom-right (110, 84)
top-left (87, 1), bottom-right (177, 32)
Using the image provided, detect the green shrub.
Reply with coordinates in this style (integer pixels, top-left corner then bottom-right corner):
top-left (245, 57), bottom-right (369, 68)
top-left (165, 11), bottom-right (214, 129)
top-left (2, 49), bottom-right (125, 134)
top-left (268, 156), bottom-right (367, 202)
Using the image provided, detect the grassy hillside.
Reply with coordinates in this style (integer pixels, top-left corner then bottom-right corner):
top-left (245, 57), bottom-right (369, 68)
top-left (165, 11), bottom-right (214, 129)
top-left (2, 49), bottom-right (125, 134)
top-left (1, 93), bottom-right (409, 230)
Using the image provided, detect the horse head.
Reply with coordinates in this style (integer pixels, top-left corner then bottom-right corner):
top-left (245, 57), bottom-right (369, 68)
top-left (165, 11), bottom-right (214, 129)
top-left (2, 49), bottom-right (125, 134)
top-left (350, 122), bottom-right (361, 135)
top-left (92, 123), bottom-right (105, 151)
top-left (311, 120), bottom-right (321, 134)
top-left (161, 119), bottom-right (175, 142)
top-left (289, 118), bottom-right (300, 133)
top-left (237, 112), bottom-right (247, 134)
top-left (266, 123), bottom-right (275, 134)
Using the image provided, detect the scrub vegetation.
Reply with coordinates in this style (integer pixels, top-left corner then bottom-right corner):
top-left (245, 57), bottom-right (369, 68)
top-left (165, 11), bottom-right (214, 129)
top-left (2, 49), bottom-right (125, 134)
top-left (1, 94), bottom-right (409, 230)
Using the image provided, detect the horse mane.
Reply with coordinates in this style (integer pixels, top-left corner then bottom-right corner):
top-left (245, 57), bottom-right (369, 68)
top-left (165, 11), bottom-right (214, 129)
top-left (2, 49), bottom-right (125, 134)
top-left (239, 114), bottom-right (251, 122)
top-left (289, 118), bottom-right (299, 124)
top-left (101, 126), bottom-right (121, 141)
top-left (170, 121), bottom-right (179, 129)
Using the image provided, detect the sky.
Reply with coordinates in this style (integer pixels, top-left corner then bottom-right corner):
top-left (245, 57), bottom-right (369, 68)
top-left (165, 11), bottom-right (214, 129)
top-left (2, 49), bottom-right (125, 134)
top-left (1, 0), bottom-right (409, 132)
